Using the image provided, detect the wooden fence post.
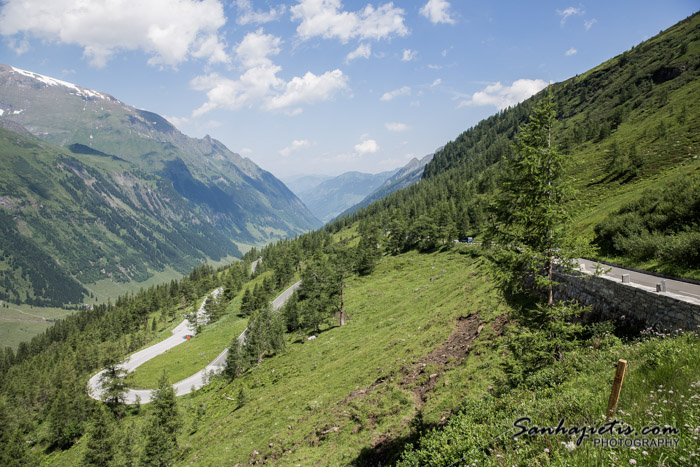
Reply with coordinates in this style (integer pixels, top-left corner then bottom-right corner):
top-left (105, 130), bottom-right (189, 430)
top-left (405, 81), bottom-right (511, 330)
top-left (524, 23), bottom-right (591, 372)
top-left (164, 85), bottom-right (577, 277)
top-left (606, 359), bottom-right (628, 420)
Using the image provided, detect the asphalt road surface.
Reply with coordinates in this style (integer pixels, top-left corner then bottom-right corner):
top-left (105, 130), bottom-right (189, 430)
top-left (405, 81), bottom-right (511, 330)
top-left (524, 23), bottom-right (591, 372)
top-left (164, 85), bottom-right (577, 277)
top-left (88, 282), bottom-right (300, 404)
top-left (577, 259), bottom-right (700, 303)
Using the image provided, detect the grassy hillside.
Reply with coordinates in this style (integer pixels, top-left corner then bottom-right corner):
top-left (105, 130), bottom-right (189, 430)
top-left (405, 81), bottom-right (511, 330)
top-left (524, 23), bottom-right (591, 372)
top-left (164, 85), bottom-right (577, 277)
top-left (0, 304), bottom-right (72, 350)
top-left (31, 240), bottom-right (699, 467)
top-left (398, 328), bottom-right (700, 466)
top-left (42, 246), bottom-right (511, 466)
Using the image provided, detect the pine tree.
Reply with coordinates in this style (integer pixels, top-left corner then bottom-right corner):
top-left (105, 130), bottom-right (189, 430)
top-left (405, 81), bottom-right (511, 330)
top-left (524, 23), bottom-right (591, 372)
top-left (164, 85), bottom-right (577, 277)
top-left (140, 421), bottom-right (175, 467)
top-left (151, 372), bottom-right (181, 439)
top-left (140, 372), bottom-right (181, 466)
top-left (47, 359), bottom-right (89, 449)
top-left (113, 422), bottom-right (137, 467)
top-left (99, 342), bottom-right (128, 416)
top-left (239, 288), bottom-right (254, 316)
top-left (224, 338), bottom-right (248, 380)
top-left (243, 305), bottom-right (285, 365)
top-left (488, 89), bottom-right (575, 304)
top-left (80, 406), bottom-right (116, 466)
top-left (355, 222), bottom-right (381, 276)
top-left (236, 386), bottom-right (247, 409)
top-left (0, 397), bottom-right (31, 466)
top-left (487, 89), bottom-right (585, 386)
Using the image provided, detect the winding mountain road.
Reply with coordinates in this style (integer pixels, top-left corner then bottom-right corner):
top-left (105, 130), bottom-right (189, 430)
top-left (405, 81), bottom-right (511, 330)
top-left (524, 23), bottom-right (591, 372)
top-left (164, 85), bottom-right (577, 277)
top-left (87, 282), bottom-right (300, 404)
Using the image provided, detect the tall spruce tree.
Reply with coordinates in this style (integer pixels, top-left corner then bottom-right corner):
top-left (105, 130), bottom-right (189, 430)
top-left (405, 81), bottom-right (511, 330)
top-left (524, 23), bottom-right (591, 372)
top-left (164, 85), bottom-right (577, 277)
top-left (488, 88), bottom-right (576, 304)
top-left (80, 405), bottom-right (116, 466)
top-left (224, 338), bottom-right (247, 380)
top-left (140, 372), bottom-right (181, 466)
top-left (0, 397), bottom-right (31, 466)
top-left (243, 305), bottom-right (285, 365)
top-left (487, 90), bottom-right (588, 387)
top-left (99, 342), bottom-right (127, 416)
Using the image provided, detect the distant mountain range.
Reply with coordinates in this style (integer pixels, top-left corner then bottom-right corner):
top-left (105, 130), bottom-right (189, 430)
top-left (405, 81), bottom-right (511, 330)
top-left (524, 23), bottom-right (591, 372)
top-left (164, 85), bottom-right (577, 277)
top-left (338, 152), bottom-right (435, 218)
top-left (281, 174), bottom-right (334, 196)
top-left (292, 170), bottom-right (397, 223)
top-left (0, 64), bottom-right (320, 305)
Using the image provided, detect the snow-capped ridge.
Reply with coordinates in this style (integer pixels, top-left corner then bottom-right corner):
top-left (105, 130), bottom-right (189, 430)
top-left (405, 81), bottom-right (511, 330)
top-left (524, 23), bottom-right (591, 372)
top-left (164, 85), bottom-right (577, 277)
top-left (10, 66), bottom-right (108, 100)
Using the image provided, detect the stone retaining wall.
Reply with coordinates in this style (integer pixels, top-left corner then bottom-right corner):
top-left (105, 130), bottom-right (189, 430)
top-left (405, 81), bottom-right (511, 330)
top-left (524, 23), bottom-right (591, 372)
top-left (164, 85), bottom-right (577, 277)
top-left (553, 269), bottom-right (700, 332)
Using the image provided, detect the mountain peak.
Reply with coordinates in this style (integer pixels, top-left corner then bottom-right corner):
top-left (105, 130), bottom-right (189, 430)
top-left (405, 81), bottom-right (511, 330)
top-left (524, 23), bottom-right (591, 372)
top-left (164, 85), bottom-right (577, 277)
top-left (6, 65), bottom-right (112, 101)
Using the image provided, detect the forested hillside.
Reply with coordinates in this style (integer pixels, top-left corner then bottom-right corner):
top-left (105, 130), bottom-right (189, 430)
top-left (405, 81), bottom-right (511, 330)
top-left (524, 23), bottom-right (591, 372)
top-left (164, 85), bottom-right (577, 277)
top-left (330, 12), bottom-right (699, 277)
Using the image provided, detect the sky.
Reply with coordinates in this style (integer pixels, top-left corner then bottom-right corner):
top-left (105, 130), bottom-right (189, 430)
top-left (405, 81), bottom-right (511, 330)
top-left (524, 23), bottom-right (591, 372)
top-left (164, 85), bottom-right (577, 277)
top-left (0, 1), bottom-right (697, 179)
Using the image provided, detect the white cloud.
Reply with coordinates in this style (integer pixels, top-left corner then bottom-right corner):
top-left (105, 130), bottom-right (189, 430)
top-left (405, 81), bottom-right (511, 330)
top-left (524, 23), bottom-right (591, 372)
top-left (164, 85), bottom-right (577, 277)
top-left (420, 0), bottom-right (455, 25)
top-left (584, 18), bottom-right (597, 31)
top-left (380, 85), bottom-right (410, 101)
top-left (235, 0), bottom-right (286, 25)
top-left (235, 27), bottom-right (282, 67)
top-left (557, 7), bottom-right (584, 26)
top-left (192, 29), bottom-right (349, 116)
top-left (346, 43), bottom-right (371, 63)
top-left (354, 139), bottom-right (379, 154)
top-left (385, 122), bottom-right (409, 132)
top-left (431, 78), bottom-right (442, 87)
top-left (427, 64), bottom-right (442, 70)
top-left (458, 79), bottom-right (549, 110)
top-left (290, 0), bottom-right (408, 43)
top-left (7, 36), bottom-right (29, 54)
top-left (565, 47), bottom-right (577, 56)
top-left (0, 0), bottom-right (229, 68)
top-left (240, 147), bottom-right (253, 154)
top-left (402, 49), bottom-right (417, 62)
top-left (266, 69), bottom-right (349, 113)
top-left (280, 139), bottom-right (310, 157)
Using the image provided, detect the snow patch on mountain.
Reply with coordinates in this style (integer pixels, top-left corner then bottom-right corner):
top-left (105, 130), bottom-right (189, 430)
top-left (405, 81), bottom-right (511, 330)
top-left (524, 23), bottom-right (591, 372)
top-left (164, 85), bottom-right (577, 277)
top-left (10, 66), bottom-right (108, 100)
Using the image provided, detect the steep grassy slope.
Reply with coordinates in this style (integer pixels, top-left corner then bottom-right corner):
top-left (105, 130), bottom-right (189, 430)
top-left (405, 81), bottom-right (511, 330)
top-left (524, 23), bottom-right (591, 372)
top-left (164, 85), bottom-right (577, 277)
top-left (0, 128), bottom-right (239, 306)
top-left (41, 242), bottom-right (699, 467)
top-left (398, 329), bottom-right (700, 466)
top-left (44, 247), bottom-right (509, 466)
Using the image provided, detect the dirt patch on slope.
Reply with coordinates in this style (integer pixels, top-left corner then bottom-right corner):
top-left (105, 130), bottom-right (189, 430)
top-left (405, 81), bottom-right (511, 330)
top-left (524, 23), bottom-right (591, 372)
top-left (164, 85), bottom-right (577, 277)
top-left (399, 314), bottom-right (481, 406)
top-left (351, 314), bottom-right (510, 466)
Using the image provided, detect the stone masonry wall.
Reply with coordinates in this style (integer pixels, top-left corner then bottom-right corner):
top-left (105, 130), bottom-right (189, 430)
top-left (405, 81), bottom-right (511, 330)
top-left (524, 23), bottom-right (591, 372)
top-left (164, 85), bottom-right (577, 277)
top-left (553, 269), bottom-right (700, 332)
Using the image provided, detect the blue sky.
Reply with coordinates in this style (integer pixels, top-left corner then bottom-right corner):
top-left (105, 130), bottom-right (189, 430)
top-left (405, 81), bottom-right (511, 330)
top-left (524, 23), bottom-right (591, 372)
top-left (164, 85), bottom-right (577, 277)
top-left (0, 1), bottom-right (697, 178)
